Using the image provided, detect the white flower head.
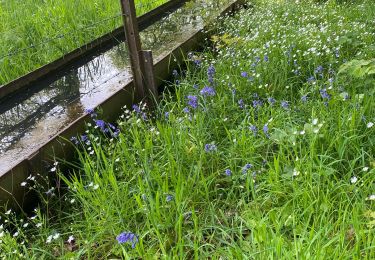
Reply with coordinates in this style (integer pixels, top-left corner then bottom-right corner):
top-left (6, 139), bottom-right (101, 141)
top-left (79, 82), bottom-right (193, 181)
top-left (363, 167), bottom-right (369, 172)
top-left (350, 176), bottom-right (358, 184)
top-left (20, 182), bottom-right (27, 187)
top-left (46, 235), bottom-right (53, 244)
top-left (293, 169), bottom-right (300, 176)
top-left (366, 194), bottom-right (375, 201)
top-left (367, 122), bottom-right (374, 128)
top-left (312, 118), bottom-right (318, 125)
top-left (67, 235), bottom-right (75, 244)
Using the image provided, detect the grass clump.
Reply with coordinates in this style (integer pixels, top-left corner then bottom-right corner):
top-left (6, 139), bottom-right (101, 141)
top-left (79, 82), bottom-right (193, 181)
top-left (0, 0), bottom-right (167, 85)
top-left (1, 0), bottom-right (375, 258)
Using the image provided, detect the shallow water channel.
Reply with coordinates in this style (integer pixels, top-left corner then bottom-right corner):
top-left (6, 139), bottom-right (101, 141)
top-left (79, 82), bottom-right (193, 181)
top-left (0, 0), bottom-right (231, 174)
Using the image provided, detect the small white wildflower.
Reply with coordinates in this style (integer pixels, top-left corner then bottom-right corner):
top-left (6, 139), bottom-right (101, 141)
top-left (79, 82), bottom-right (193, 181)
top-left (36, 223), bottom-right (43, 228)
top-left (0, 231), bottom-right (4, 238)
top-left (23, 223), bottom-right (29, 228)
top-left (67, 235), bottom-right (75, 244)
top-left (52, 233), bottom-right (60, 240)
top-left (366, 195), bottom-right (375, 201)
top-left (50, 167), bottom-right (56, 172)
top-left (350, 176), bottom-right (358, 184)
top-left (30, 215), bottom-right (37, 220)
top-left (300, 130), bottom-right (305, 135)
top-left (53, 162), bottom-right (59, 166)
top-left (312, 118), bottom-right (318, 125)
top-left (367, 122), bottom-right (374, 128)
top-left (88, 182), bottom-right (93, 187)
top-left (293, 169), bottom-right (300, 176)
top-left (93, 184), bottom-right (99, 190)
top-left (70, 199), bottom-right (75, 204)
top-left (89, 150), bottom-right (95, 155)
top-left (46, 235), bottom-right (53, 244)
top-left (13, 232), bottom-right (19, 237)
top-left (20, 182), bottom-right (27, 187)
top-left (363, 167), bottom-right (369, 172)
top-left (5, 209), bottom-right (11, 215)
top-left (115, 158), bottom-right (120, 162)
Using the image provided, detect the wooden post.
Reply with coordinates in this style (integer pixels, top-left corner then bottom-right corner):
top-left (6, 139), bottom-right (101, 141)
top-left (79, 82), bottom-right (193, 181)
top-left (142, 50), bottom-right (158, 102)
top-left (120, 0), bottom-right (146, 99)
top-left (120, 0), bottom-right (158, 103)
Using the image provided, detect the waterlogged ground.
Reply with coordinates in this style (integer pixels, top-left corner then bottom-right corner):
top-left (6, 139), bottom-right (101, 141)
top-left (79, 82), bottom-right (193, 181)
top-left (1, 0), bottom-right (375, 258)
top-left (0, 0), bottom-right (167, 85)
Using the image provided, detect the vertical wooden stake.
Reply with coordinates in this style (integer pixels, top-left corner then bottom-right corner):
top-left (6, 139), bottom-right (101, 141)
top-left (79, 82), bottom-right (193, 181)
top-left (142, 50), bottom-right (158, 102)
top-left (120, 0), bottom-right (146, 99)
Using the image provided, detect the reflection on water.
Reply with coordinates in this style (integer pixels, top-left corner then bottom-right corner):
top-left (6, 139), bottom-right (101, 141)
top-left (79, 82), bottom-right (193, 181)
top-left (0, 0), bottom-right (232, 170)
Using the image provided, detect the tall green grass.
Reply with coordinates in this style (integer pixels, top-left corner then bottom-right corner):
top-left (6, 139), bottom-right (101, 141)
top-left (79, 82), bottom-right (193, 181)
top-left (0, 0), bottom-right (167, 85)
top-left (0, 0), bottom-right (374, 258)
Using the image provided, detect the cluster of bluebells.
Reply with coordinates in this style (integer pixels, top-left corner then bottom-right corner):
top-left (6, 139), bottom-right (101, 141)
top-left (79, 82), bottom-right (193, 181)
top-left (116, 232), bottom-right (138, 248)
top-left (204, 143), bottom-right (217, 153)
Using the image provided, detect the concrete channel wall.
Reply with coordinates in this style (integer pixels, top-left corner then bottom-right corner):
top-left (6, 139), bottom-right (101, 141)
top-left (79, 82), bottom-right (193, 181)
top-left (0, 0), bottom-right (245, 210)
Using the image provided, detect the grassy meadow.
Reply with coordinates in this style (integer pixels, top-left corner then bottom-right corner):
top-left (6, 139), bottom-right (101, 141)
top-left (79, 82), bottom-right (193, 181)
top-left (0, 0), bottom-right (167, 85)
top-left (1, 0), bottom-right (375, 258)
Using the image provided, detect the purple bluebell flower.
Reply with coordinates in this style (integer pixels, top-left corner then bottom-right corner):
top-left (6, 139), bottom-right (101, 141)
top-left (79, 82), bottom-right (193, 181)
top-left (238, 99), bottom-right (245, 109)
top-left (307, 76), bottom-right (315, 83)
top-left (204, 144), bottom-right (217, 153)
top-left (268, 97), bottom-right (276, 106)
top-left (200, 86), bottom-right (216, 97)
top-left (165, 112), bottom-right (170, 119)
top-left (85, 108), bottom-right (97, 118)
top-left (252, 99), bottom-right (263, 109)
top-left (81, 135), bottom-right (88, 143)
top-left (301, 95), bottom-right (308, 102)
top-left (132, 105), bottom-right (141, 114)
top-left (241, 72), bottom-right (248, 78)
top-left (172, 70), bottom-right (178, 78)
top-left (70, 136), bottom-right (79, 145)
top-left (281, 101), bottom-right (289, 110)
top-left (183, 107), bottom-right (190, 114)
top-left (207, 65), bottom-right (216, 84)
top-left (314, 65), bottom-right (323, 74)
top-left (166, 195), bottom-right (174, 202)
top-left (255, 56), bottom-right (261, 63)
top-left (207, 65), bottom-right (216, 77)
top-left (194, 59), bottom-right (202, 67)
top-left (193, 84), bottom-right (199, 89)
top-left (231, 89), bottom-right (236, 95)
top-left (242, 163), bottom-right (253, 174)
top-left (175, 80), bottom-right (180, 85)
top-left (249, 125), bottom-right (258, 136)
top-left (320, 89), bottom-right (331, 100)
top-left (263, 123), bottom-right (269, 137)
top-left (116, 232), bottom-right (138, 248)
top-left (187, 95), bottom-right (198, 109)
top-left (264, 55), bottom-right (269, 62)
top-left (224, 169), bottom-right (232, 176)
top-left (95, 119), bottom-right (106, 131)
